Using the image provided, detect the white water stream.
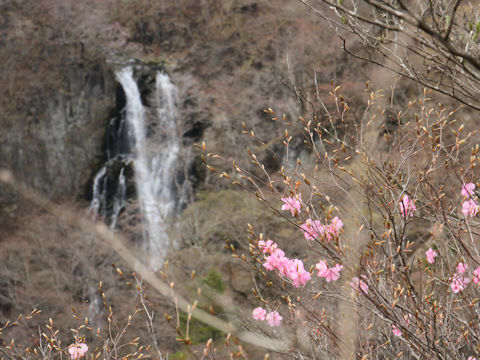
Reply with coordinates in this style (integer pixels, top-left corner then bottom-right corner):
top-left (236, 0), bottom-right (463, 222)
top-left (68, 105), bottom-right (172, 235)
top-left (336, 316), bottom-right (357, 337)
top-left (115, 67), bottom-right (179, 269)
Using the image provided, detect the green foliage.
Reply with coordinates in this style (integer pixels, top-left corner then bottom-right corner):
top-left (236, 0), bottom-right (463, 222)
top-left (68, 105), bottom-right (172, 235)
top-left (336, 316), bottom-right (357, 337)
top-left (175, 269), bottom-right (226, 345)
top-left (201, 268), bottom-right (226, 293)
top-left (179, 312), bottom-right (224, 344)
top-left (170, 350), bottom-right (188, 360)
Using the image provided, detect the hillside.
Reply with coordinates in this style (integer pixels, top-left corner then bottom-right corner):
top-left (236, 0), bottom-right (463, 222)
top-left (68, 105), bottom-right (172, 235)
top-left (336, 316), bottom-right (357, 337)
top-left (0, 0), bottom-right (436, 358)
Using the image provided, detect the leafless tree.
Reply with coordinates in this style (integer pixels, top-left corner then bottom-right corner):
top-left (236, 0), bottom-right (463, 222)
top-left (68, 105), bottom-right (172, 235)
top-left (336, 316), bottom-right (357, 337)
top-left (298, 0), bottom-right (480, 110)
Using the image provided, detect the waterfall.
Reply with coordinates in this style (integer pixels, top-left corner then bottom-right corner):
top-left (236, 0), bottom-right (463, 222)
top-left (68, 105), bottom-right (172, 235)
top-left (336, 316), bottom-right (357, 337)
top-left (88, 165), bottom-right (107, 219)
top-left (114, 66), bottom-right (179, 269)
top-left (87, 113), bottom-right (130, 225)
top-left (110, 167), bottom-right (126, 229)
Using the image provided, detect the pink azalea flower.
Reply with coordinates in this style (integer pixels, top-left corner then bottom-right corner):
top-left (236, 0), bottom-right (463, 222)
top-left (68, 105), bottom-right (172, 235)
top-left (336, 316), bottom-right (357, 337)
top-left (299, 269), bottom-right (312, 285)
top-left (263, 248), bottom-right (286, 271)
top-left (392, 324), bottom-right (402, 337)
top-left (68, 343), bottom-right (88, 360)
top-left (450, 279), bottom-right (463, 293)
top-left (252, 307), bottom-right (267, 321)
top-left (265, 311), bottom-right (282, 327)
top-left (300, 218), bottom-right (324, 241)
top-left (286, 259), bottom-right (311, 287)
top-left (425, 248), bottom-right (438, 264)
top-left (263, 248), bottom-right (311, 287)
top-left (315, 260), bottom-right (329, 278)
top-left (399, 195), bottom-right (416, 218)
top-left (279, 257), bottom-right (296, 277)
top-left (467, 357), bottom-right (477, 360)
top-left (258, 239), bottom-right (277, 254)
top-left (315, 261), bottom-right (343, 282)
top-left (451, 274), bottom-right (470, 293)
top-left (330, 216), bottom-right (344, 233)
top-left (281, 194), bottom-right (302, 216)
top-left (462, 199), bottom-right (479, 217)
top-left (462, 183), bottom-right (476, 197)
top-left (350, 276), bottom-right (369, 294)
top-left (473, 266), bottom-right (480, 284)
top-left (281, 259), bottom-right (311, 287)
top-left (326, 264), bottom-right (343, 282)
top-left (457, 262), bottom-right (468, 274)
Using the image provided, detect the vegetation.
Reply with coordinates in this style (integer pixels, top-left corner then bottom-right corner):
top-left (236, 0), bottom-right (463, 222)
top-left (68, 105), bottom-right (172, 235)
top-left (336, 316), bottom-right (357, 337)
top-left (2, 0), bottom-right (480, 359)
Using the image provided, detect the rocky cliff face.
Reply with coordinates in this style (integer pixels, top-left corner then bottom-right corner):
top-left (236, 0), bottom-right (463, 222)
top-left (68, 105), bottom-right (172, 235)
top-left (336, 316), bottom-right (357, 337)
top-left (0, 53), bottom-right (116, 204)
top-left (0, 0), bottom-right (366, 207)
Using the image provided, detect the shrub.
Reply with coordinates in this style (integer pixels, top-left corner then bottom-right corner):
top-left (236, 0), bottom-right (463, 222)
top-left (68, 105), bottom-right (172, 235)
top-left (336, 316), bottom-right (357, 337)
top-left (199, 84), bottom-right (480, 359)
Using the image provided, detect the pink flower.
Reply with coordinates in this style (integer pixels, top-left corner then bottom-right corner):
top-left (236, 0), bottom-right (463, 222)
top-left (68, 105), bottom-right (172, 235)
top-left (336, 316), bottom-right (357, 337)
top-left (263, 248), bottom-right (286, 271)
top-left (263, 249), bottom-right (311, 287)
top-left (300, 218), bottom-right (324, 241)
top-left (462, 183), bottom-right (476, 197)
top-left (68, 343), bottom-right (88, 360)
top-left (252, 307), bottom-right (267, 321)
top-left (315, 261), bottom-right (343, 282)
top-left (392, 324), bottom-right (402, 337)
top-left (473, 267), bottom-right (480, 284)
top-left (323, 217), bottom-right (344, 241)
top-left (462, 199), bottom-right (479, 217)
top-left (425, 248), bottom-right (438, 264)
top-left (457, 262), bottom-right (468, 274)
top-left (451, 263), bottom-right (471, 293)
top-left (315, 260), bottom-right (329, 278)
top-left (451, 275), bottom-right (470, 293)
top-left (350, 276), bottom-right (369, 294)
top-left (281, 195), bottom-right (301, 216)
top-left (258, 239), bottom-right (277, 254)
top-left (467, 357), bottom-right (477, 360)
top-left (286, 259), bottom-right (311, 287)
top-left (399, 195), bottom-right (416, 218)
top-left (277, 257), bottom-right (295, 277)
top-left (330, 216), bottom-right (343, 233)
top-left (265, 311), bottom-right (282, 327)
top-left (327, 264), bottom-right (343, 282)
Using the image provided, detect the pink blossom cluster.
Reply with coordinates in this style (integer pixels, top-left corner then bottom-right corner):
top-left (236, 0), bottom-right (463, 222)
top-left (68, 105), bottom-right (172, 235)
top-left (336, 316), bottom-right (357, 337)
top-left (252, 307), bottom-right (282, 326)
top-left (300, 216), bottom-right (343, 242)
top-left (450, 261), bottom-right (480, 293)
top-left (462, 183), bottom-right (478, 217)
top-left (399, 195), bottom-right (416, 218)
top-left (425, 248), bottom-right (438, 264)
top-left (68, 343), bottom-right (88, 360)
top-left (462, 183), bottom-right (475, 197)
top-left (451, 262), bottom-right (471, 293)
top-left (452, 263), bottom-right (480, 293)
top-left (349, 276), bottom-right (369, 294)
top-left (261, 241), bottom-right (311, 287)
top-left (281, 194), bottom-right (302, 216)
top-left (392, 324), bottom-right (402, 337)
top-left (315, 260), bottom-right (343, 282)
top-left (258, 239), bottom-right (277, 254)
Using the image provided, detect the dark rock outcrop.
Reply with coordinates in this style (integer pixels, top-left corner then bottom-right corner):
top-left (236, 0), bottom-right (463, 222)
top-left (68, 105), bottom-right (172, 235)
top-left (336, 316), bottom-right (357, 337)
top-left (0, 53), bottom-right (116, 204)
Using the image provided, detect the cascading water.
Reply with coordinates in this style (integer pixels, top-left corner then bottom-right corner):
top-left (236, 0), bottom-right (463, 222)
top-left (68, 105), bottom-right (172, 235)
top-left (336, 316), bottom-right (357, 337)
top-left (87, 114), bottom-right (130, 227)
top-left (86, 64), bottom-right (181, 322)
top-left (114, 66), bottom-right (180, 269)
top-left (88, 165), bottom-right (107, 218)
top-left (110, 167), bottom-right (126, 228)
